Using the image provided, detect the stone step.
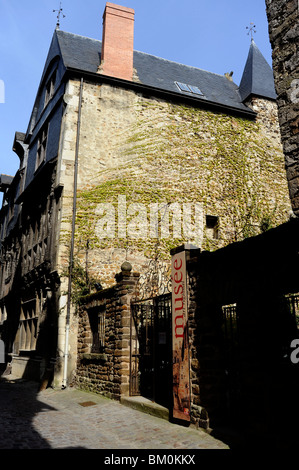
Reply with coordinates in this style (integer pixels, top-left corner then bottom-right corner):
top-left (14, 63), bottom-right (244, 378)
top-left (120, 395), bottom-right (169, 421)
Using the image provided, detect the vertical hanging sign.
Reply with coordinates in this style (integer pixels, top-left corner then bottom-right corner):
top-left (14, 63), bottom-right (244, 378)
top-left (171, 250), bottom-right (191, 422)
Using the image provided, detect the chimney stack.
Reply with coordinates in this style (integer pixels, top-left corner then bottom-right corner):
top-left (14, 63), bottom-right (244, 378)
top-left (100, 2), bottom-right (135, 81)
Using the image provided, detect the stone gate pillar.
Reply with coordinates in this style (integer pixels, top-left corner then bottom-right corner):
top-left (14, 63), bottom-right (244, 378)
top-left (114, 261), bottom-right (140, 397)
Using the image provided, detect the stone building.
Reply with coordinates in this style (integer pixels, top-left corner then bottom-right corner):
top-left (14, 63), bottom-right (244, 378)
top-left (0, 2), bottom-right (292, 430)
top-left (265, 0), bottom-right (299, 215)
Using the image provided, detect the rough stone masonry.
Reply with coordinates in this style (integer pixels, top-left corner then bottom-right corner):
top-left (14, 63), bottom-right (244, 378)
top-left (265, 0), bottom-right (299, 215)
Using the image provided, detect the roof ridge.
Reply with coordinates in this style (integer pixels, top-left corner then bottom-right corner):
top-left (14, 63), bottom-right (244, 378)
top-left (56, 29), bottom-right (102, 44)
top-left (135, 49), bottom-right (233, 81)
top-left (54, 29), bottom-right (253, 113)
top-left (57, 29), bottom-right (232, 81)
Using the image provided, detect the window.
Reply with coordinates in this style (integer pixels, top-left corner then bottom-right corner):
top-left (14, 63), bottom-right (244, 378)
top-left (206, 215), bottom-right (219, 239)
top-left (8, 186), bottom-right (16, 222)
top-left (89, 306), bottom-right (106, 353)
top-left (176, 82), bottom-right (191, 92)
top-left (22, 203), bottom-right (50, 276)
top-left (175, 81), bottom-right (203, 95)
top-left (4, 251), bottom-right (15, 283)
top-left (18, 298), bottom-right (39, 352)
top-left (36, 124), bottom-right (48, 170)
top-left (188, 85), bottom-right (203, 95)
top-left (44, 70), bottom-right (56, 107)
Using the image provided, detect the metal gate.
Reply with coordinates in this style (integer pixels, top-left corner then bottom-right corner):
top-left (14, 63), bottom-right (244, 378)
top-left (222, 303), bottom-right (241, 421)
top-left (130, 293), bottom-right (172, 408)
top-left (285, 293), bottom-right (299, 329)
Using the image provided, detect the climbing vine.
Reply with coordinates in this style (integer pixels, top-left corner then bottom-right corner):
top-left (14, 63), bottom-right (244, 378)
top-left (60, 93), bottom-right (291, 286)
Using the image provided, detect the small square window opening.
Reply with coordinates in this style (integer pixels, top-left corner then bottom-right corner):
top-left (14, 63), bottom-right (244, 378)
top-left (206, 215), bottom-right (219, 239)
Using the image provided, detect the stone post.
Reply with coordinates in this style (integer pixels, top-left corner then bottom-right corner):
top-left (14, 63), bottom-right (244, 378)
top-left (114, 261), bottom-right (139, 397)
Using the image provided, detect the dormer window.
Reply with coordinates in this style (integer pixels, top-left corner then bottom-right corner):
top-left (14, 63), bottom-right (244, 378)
top-left (44, 70), bottom-right (56, 107)
top-left (36, 124), bottom-right (48, 170)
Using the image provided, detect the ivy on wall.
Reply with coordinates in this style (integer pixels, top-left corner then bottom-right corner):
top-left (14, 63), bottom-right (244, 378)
top-left (60, 95), bottom-right (291, 285)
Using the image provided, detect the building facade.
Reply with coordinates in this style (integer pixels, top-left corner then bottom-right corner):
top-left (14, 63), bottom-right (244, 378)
top-left (0, 2), bottom-right (292, 426)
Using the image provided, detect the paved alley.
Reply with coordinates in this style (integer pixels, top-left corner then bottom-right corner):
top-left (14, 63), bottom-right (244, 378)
top-left (0, 376), bottom-right (229, 450)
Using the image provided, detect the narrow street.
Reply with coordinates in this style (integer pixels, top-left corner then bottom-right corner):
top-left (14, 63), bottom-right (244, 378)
top-left (0, 376), bottom-right (229, 450)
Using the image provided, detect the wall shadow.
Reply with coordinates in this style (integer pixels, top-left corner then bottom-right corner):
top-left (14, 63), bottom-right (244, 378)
top-left (0, 375), bottom-right (86, 449)
top-left (0, 376), bottom-right (54, 449)
top-left (194, 219), bottom-right (299, 450)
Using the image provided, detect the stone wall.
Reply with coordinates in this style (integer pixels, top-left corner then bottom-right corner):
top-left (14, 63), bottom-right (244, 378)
top-left (265, 0), bottom-right (299, 214)
top-left (74, 264), bottom-right (139, 399)
top-left (245, 96), bottom-right (282, 139)
top-left (54, 75), bottom-right (292, 389)
top-left (57, 79), bottom-right (291, 291)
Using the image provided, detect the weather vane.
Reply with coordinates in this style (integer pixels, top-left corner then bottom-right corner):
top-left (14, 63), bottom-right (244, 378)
top-left (53, 2), bottom-right (66, 30)
top-left (246, 22), bottom-right (256, 40)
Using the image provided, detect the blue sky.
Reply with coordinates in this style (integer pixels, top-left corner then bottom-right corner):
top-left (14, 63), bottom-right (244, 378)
top-left (0, 0), bottom-right (273, 180)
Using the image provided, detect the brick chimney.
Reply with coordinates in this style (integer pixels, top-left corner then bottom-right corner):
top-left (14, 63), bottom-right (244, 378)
top-left (99, 2), bottom-right (135, 81)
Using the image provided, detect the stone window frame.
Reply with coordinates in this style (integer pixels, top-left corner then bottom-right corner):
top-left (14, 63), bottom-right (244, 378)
top-left (89, 305), bottom-right (106, 353)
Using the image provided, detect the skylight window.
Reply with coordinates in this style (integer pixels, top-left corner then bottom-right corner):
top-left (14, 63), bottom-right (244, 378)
top-left (176, 82), bottom-right (190, 92)
top-left (175, 82), bottom-right (203, 96)
top-left (188, 85), bottom-right (203, 95)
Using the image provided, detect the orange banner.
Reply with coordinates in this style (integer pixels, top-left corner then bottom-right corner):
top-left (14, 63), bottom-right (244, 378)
top-left (171, 250), bottom-right (190, 422)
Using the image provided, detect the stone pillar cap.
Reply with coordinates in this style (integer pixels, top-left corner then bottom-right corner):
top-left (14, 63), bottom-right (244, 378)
top-left (121, 261), bottom-right (132, 272)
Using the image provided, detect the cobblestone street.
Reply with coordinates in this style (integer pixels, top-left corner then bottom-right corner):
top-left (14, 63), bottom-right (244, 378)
top-left (0, 376), bottom-right (229, 450)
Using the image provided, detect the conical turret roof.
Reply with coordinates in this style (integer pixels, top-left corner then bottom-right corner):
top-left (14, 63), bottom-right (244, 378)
top-left (239, 39), bottom-right (277, 102)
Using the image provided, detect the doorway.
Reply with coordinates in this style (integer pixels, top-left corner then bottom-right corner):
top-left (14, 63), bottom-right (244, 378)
top-left (130, 293), bottom-right (172, 408)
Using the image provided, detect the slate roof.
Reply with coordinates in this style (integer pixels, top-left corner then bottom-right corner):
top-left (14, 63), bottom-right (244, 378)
top-left (55, 30), bottom-right (256, 115)
top-left (133, 51), bottom-right (248, 112)
top-left (239, 39), bottom-right (277, 102)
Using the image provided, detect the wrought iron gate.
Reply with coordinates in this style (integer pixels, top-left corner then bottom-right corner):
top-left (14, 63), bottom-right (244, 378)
top-left (222, 303), bottom-right (241, 420)
top-left (130, 293), bottom-right (172, 408)
top-left (285, 293), bottom-right (299, 329)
